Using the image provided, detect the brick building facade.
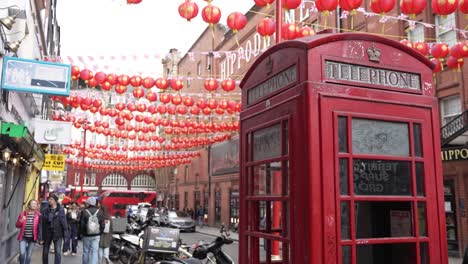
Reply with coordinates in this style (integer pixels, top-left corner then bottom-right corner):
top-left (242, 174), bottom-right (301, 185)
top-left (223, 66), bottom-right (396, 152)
top-left (166, 1), bottom-right (468, 257)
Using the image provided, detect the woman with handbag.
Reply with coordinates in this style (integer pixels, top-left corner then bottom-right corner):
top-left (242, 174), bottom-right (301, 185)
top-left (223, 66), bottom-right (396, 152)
top-left (97, 201), bottom-right (112, 264)
top-left (16, 199), bottom-right (41, 264)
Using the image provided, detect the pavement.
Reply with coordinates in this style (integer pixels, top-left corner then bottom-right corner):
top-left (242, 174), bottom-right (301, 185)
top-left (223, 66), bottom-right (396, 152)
top-left (195, 225), bottom-right (239, 241)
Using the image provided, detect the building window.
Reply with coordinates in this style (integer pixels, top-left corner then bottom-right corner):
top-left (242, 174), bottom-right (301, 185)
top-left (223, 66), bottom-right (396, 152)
top-left (174, 193), bottom-right (180, 210)
top-left (75, 172), bottom-right (80, 185)
top-left (203, 190), bottom-right (209, 215)
top-left (230, 190), bottom-right (239, 226)
top-left (185, 165), bottom-right (189, 183)
top-left (207, 53), bottom-right (213, 71)
top-left (91, 173), bottom-right (96, 186)
top-left (194, 191), bottom-right (201, 209)
top-left (215, 189), bottom-right (222, 224)
top-left (84, 174), bottom-right (89, 185)
top-left (131, 175), bottom-right (155, 189)
top-left (197, 61), bottom-right (202, 76)
top-left (184, 191), bottom-right (188, 210)
top-left (441, 95), bottom-right (462, 125)
top-left (102, 173), bottom-right (128, 187)
top-left (187, 72), bottom-right (191, 87)
top-left (407, 24), bottom-right (425, 43)
top-left (436, 14), bottom-right (457, 46)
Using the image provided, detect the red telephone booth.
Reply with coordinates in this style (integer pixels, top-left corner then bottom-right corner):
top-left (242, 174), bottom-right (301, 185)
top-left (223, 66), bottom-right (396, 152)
top-left (239, 33), bottom-right (447, 264)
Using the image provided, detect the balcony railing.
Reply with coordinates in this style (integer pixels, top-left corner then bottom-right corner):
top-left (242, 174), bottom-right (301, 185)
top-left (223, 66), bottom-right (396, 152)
top-left (441, 110), bottom-right (468, 147)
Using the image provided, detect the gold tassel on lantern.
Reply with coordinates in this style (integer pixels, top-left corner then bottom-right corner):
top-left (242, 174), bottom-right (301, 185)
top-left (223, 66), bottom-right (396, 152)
top-left (322, 11), bottom-right (329, 29)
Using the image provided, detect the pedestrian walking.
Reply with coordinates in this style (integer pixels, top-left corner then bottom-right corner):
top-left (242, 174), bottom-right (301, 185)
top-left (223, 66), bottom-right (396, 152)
top-left (16, 199), bottom-right (41, 264)
top-left (39, 194), bottom-right (68, 264)
top-left (63, 202), bottom-right (81, 256)
top-left (197, 206), bottom-right (204, 227)
top-left (80, 197), bottom-right (105, 264)
top-left (97, 201), bottom-right (113, 264)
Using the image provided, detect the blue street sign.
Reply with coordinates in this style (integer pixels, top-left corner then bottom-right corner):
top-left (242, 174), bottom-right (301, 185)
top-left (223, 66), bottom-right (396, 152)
top-left (1, 56), bottom-right (71, 96)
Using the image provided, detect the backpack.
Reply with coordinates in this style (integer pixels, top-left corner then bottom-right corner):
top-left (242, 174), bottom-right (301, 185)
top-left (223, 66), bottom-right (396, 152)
top-left (85, 209), bottom-right (100, 235)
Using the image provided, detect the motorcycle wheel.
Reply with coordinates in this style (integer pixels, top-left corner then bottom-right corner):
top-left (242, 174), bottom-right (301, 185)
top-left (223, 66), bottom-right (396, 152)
top-left (128, 251), bottom-right (158, 264)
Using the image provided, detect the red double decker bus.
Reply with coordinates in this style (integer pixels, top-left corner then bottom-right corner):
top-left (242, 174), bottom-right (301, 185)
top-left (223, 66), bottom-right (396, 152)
top-left (100, 190), bottom-right (157, 217)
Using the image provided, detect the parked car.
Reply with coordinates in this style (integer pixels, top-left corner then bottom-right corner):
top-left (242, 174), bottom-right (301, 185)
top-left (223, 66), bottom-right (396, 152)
top-left (165, 210), bottom-right (196, 232)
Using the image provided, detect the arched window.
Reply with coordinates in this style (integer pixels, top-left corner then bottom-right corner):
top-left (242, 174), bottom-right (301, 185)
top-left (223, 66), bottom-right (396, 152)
top-left (101, 174), bottom-right (128, 190)
top-left (130, 175), bottom-right (155, 190)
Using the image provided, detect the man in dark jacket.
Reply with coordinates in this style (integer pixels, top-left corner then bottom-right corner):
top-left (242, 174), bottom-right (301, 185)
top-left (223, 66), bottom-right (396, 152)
top-left (80, 197), bottom-right (105, 264)
top-left (39, 194), bottom-right (68, 264)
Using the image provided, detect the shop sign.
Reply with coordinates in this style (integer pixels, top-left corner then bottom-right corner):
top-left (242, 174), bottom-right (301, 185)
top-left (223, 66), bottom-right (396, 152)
top-left (1, 56), bottom-right (71, 96)
top-left (324, 60), bottom-right (421, 90)
top-left (0, 121), bottom-right (27, 137)
top-left (247, 65), bottom-right (297, 105)
top-left (441, 146), bottom-right (468, 161)
top-left (390, 210), bottom-right (412, 237)
top-left (34, 119), bottom-right (72, 145)
top-left (43, 154), bottom-right (66, 171)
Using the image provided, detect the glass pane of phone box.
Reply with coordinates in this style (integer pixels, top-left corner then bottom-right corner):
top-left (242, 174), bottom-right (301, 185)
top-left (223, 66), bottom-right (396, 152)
top-left (144, 226), bottom-right (180, 253)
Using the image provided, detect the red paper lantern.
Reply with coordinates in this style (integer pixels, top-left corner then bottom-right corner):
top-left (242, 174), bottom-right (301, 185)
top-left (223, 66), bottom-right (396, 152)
top-left (177, 105), bottom-right (188, 115)
top-left (94, 72), bottom-right (107, 84)
top-left (155, 78), bottom-right (170, 89)
top-left (130, 76), bottom-right (142, 87)
top-left (204, 78), bottom-right (218, 91)
top-left (136, 103), bottom-right (147, 112)
top-left (87, 78), bottom-right (98, 88)
top-left (197, 98), bottom-right (207, 109)
top-left (183, 96), bottom-right (195, 107)
top-left (400, 0), bottom-right (427, 19)
top-left (116, 102), bottom-right (125, 111)
top-left (190, 106), bottom-right (200, 115)
top-left (449, 42), bottom-right (468, 59)
top-left (299, 26), bottom-right (316, 37)
top-left (430, 43), bottom-right (449, 59)
top-left (221, 78), bottom-right (236, 92)
top-left (127, 102), bottom-right (137, 112)
top-left (254, 0), bottom-right (275, 7)
top-left (158, 105), bottom-right (168, 114)
top-left (178, 0), bottom-right (199, 21)
top-left (160, 93), bottom-right (172, 104)
top-left (207, 99), bottom-right (218, 109)
top-left (227, 12), bottom-right (247, 33)
top-left (114, 84), bottom-right (127, 94)
top-left (414, 42), bottom-right (428, 56)
top-left (432, 0), bottom-right (458, 16)
top-left (71, 65), bottom-right (81, 76)
top-left (370, 0), bottom-right (395, 14)
top-left (118, 74), bottom-right (130, 86)
top-left (461, 0), bottom-right (468, 15)
top-left (340, 0), bottom-right (363, 13)
top-left (257, 18), bottom-right (276, 37)
top-left (101, 81), bottom-right (112, 91)
top-left (202, 107), bottom-right (212, 115)
top-left (172, 94), bottom-right (183, 105)
top-left (132, 87), bottom-right (145, 98)
top-left (148, 105), bottom-right (157, 114)
top-left (316, 0), bottom-right (339, 13)
top-left (80, 69), bottom-right (93, 81)
top-left (142, 77), bottom-right (155, 89)
top-left (170, 79), bottom-right (184, 91)
top-left (446, 56), bottom-right (464, 71)
top-left (202, 5), bottom-right (222, 25)
top-left (431, 58), bottom-right (442, 73)
top-left (146, 91), bottom-right (157, 102)
top-left (282, 23), bottom-right (299, 40)
top-left (106, 73), bottom-right (118, 85)
top-left (283, 0), bottom-right (302, 10)
top-left (400, 39), bottom-right (413, 49)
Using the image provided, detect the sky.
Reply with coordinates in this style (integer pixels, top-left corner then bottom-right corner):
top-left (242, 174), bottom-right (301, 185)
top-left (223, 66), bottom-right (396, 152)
top-left (56, 0), bottom-right (254, 76)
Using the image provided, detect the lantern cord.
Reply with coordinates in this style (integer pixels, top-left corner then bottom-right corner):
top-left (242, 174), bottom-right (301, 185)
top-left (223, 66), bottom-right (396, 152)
top-left (210, 24), bottom-right (216, 42)
top-left (235, 34), bottom-right (240, 48)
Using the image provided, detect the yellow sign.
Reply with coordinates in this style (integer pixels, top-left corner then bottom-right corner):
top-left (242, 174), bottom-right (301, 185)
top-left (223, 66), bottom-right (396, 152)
top-left (43, 154), bottom-right (66, 171)
top-left (441, 147), bottom-right (468, 162)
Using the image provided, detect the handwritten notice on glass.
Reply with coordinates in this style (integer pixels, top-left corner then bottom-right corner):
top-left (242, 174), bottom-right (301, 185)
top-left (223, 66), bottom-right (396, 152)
top-left (253, 124), bottom-right (282, 161)
top-left (390, 210), bottom-right (412, 237)
top-left (352, 118), bottom-right (409, 157)
top-left (353, 159), bottom-right (411, 195)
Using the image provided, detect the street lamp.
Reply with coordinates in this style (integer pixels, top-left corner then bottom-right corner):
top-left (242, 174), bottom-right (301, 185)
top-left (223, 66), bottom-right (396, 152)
top-left (0, 5), bottom-right (20, 30)
top-left (2, 147), bottom-right (12, 162)
top-left (79, 120), bottom-right (91, 203)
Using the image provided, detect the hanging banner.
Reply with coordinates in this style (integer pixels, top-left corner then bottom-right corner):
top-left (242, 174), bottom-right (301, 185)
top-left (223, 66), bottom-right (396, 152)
top-left (34, 119), bottom-right (72, 145)
top-left (42, 154), bottom-right (67, 171)
top-left (210, 137), bottom-right (239, 176)
top-left (1, 56), bottom-right (71, 96)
